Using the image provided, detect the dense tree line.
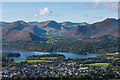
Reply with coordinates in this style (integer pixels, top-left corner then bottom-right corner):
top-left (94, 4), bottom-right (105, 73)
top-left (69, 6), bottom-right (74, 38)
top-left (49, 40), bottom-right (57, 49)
top-left (2, 52), bottom-right (20, 63)
top-left (2, 52), bottom-right (21, 57)
top-left (26, 54), bottom-right (65, 60)
top-left (2, 35), bottom-right (119, 54)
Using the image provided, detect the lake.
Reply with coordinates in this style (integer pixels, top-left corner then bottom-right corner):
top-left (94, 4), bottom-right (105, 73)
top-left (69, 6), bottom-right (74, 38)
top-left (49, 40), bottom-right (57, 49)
top-left (2, 50), bottom-right (102, 61)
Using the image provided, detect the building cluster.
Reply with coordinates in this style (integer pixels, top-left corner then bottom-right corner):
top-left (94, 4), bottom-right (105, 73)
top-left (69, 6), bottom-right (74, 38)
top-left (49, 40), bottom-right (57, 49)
top-left (2, 62), bottom-right (108, 78)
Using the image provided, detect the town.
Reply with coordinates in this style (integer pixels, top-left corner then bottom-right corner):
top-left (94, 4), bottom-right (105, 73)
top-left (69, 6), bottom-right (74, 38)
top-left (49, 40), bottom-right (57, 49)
top-left (1, 53), bottom-right (120, 80)
top-left (2, 62), bottom-right (109, 78)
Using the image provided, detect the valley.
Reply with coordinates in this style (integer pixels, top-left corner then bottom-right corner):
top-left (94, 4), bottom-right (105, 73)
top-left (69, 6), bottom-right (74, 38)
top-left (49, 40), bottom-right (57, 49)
top-left (1, 18), bottom-right (119, 42)
top-left (1, 18), bottom-right (120, 80)
top-left (1, 18), bottom-right (119, 54)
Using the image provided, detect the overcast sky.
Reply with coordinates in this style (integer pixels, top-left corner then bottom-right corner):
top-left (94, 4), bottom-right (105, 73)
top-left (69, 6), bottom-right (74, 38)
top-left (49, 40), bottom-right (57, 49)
top-left (1, 2), bottom-right (118, 23)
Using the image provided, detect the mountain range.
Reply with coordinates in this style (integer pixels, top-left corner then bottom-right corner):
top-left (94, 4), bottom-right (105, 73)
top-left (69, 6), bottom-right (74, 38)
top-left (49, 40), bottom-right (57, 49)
top-left (62, 18), bottom-right (119, 38)
top-left (1, 18), bottom-right (119, 42)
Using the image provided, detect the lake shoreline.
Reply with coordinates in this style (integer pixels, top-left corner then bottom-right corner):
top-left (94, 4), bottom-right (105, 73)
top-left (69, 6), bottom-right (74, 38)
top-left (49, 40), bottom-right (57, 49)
top-left (1, 49), bottom-right (102, 61)
top-left (2, 46), bottom-right (104, 55)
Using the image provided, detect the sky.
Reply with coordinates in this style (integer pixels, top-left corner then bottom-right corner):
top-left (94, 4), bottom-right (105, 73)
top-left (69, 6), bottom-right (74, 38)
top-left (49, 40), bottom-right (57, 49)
top-left (1, 2), bottom-right (118, 23)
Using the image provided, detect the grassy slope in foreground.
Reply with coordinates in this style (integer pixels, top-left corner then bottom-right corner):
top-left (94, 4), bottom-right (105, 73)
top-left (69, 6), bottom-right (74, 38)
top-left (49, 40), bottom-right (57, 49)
top-left (14, 60), bottom-right (53, 63)
top-left (86, 63), bottom-right (110, 66)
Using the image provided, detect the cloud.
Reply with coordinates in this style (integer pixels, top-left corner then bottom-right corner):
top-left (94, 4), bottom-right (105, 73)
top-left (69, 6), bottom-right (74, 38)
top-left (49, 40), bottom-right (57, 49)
top-left (94, 0), bottom-right (100, 7)
top-left (93, 0), bottom-right (119, 10)
top-left (39, 7), bottom-right (51, 16)
top-left (103, 2), bottom-right (118, 11)
top-left (34, 7), bottom-right (52, 17)
top-left (93, 0), bottom-right (119, 2)
top-left (34, 14), bottom-right (38, 17)
top-left (80, 3), bottom-right (102, 9)
top-left (81, 2), bottom-right (118, 11)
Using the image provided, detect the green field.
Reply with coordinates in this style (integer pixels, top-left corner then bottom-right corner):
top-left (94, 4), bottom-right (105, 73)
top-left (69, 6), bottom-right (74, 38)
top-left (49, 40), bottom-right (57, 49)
top-left (79, 73), bottom-right (88, 75)
top-left (40, 57), bottom-right (58, 60)
top-left (14, 60), bottom-right (53, 63)
top-left (86, 63), bottom-right (110, 66)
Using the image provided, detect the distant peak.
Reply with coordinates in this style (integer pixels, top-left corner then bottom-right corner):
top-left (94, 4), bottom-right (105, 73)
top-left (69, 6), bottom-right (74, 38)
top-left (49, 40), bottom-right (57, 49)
top-left (14, 20), bottom-right (26, 23)
top-left (45, 20), bottom-right (58, 25)
top-left (47, 20), bottom-right (57, 23)
top-left (80, 22), bottom-right (88, 25)
top-left (63, 21), bottom-right (72, 23)
top-left (15, 20), bottom-right (26, 22)
top-left (104, 18), bottom-right (117, 21)
top-left (28, 21), bottom-right (38, 24)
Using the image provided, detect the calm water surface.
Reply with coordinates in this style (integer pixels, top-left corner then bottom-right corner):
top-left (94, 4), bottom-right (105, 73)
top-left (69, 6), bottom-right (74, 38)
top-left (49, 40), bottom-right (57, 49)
top-left (2, 50), bottom-right (102, 61)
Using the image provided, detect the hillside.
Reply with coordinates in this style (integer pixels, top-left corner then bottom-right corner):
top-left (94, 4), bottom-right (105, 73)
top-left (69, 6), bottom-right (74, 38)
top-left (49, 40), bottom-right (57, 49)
top-left (60, 21), bottom-right (88, 27)
top-left (62, 18), bottom-right (118, 38)
top-left (1, 18), bottom-right (119, 42)
top-left (2, 35), bottom-right (119, 54)
top-left (2, 21), bottom-right (45, 41)
top-left (36, 20), bottom-right (62, 31)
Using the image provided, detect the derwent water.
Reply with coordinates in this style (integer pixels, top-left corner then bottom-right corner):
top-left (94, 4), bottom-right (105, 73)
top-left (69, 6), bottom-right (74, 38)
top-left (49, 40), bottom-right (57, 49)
top-left (1, 50), bottom-right (102, 61)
